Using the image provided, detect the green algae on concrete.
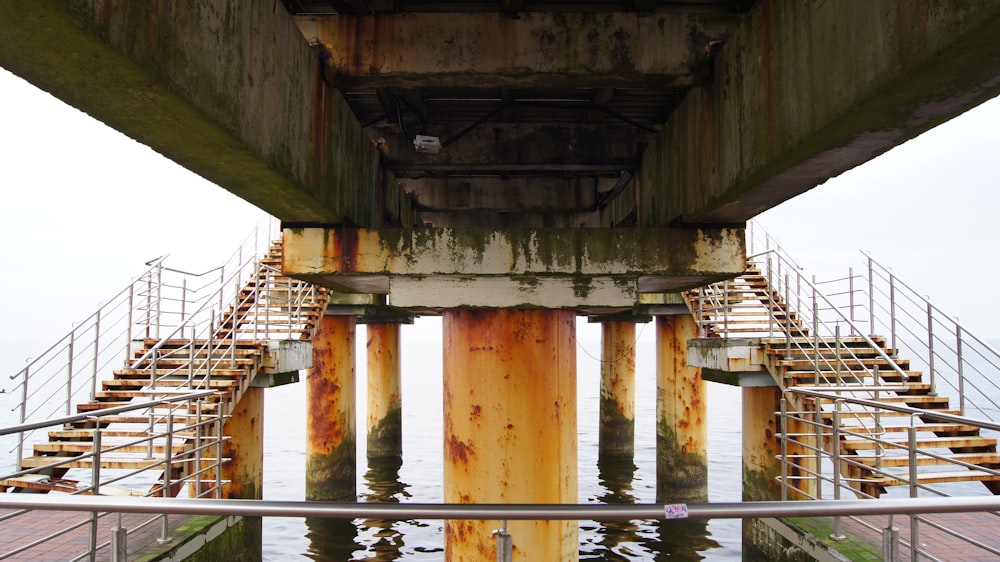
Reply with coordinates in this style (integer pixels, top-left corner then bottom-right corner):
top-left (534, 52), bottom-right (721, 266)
top-left (656, 420), bottom-right (708, 502)
top-left (306, 436), bottom-right (357, 502)
top-left (133, 515), bottom-right (261, 562)
top-left (367, 406), bottom-right (402, 459)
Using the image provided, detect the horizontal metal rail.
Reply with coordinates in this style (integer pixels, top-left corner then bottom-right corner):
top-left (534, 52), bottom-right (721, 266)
top-left (3, 494), bottom-right (1000, 521)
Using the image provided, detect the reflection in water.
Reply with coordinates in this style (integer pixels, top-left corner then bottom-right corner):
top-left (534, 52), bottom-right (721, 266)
top-left (359, 456), bottom-right (409, 561)
top-left (305, 517), bottom-right (361, 562)
top-left (582, 455), bottom-right (721, 561)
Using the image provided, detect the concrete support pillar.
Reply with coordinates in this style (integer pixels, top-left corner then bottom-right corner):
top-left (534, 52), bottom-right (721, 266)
top-left (366, 322), bottom-right (403, 460)
top-left (742, 386), bottom-right (782, 502)
top-left (306, 315), bottom-right (357, 501)
top-left (443, 309), bottom-right (578, 562)
top-left (786, 396), bottom-right (819, 500)
top-left (655, 314), bottom-right (707, 502)
top-left (221, 387), bottom-right (264, 500)
top-left (599, 321), bottom-right (636, 459)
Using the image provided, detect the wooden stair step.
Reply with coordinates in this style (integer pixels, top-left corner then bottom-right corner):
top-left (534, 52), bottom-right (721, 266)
top-left (48, 429), bottom-right (198, 439)
top-left (114, 369), bottom-right (246, 377)
top-left (840, 436), bottom-right (997, 451)
top-left (838, 422), bottom-right (983, 435)
top-left (865, 469), bottom-right (1000, 487)
top-left (20, 456), bottom-right (170, 470)
top-left (840, 452), bottom-right (1000, 468)
top-left (33, 442), bottom-right (190, 455)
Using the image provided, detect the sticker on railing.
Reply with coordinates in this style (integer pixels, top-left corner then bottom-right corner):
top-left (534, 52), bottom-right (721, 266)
top-left (664, 504), bottom-right (689, 520)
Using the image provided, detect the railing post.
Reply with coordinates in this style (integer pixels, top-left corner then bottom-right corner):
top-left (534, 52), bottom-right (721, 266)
top-left (907, 421), bottom-right (920, 562)
top-left (125, 284), bottom-right (134, 365)
top-left (156, 262), bottom-right (163, 340)
top-left (195, 400), bottom-right (203, 497)
top-left (784, 273), bottom-right (792, 361)
top-left (924, 300), bottom-right (935, 395)
top-left (813, 398), bottom-right (823, 500)
top-left (67, 330), bottom-right (75, 415)
top-left (17, 363), bottom-right (29, 468)
top-left (848, 267), bottom-right (856, 336)
top-left (287, 275), bottom-right (293, 339)
top-left (89, 426), bottom-right (102, 562)
top-left (493, 521), bottom-right (513, 562)
top-left (889, 273), bottom-right (897, 353)
top-left (867, 256), bottom-right (875, 338)
top-left (780, 398), bottom-right (788, 501)
top-left (159, 411), bottom-right (174, 544)
top-left (957, 325), bottom-right (965, 416)
top-left (767, 253), bottom-right (774, 337)
top-left (882, 515), bottom-right (900, 562)
top-left (830, 400), bottom-right (846, 541)
top-left (723, 279), bottom-right (729, 335)
top-left (835, 323), bottom-right (842, 388)
top-left (812, 276), bottom-right (820, 386)
top-left (180, 278), bottom-right (188, 338)
top-left (695, 288), bottom-right (704, 337)
top-left (188, 325), bottom-right (196, 387)
top-left (215, 401), bottom-right (224, 499)
top-left (110, 512), bottom-right (127, 562)
top-left (874, 380), bottom-right (883, 474)
top-left (91, 309), bottom-right (101, 402)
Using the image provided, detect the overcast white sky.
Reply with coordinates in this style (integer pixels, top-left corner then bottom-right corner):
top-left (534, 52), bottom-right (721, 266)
top-left (1, 65), bottom-right (998, 378)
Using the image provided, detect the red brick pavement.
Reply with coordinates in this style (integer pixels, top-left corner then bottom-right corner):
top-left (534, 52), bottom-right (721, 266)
top-left (835, 510), bottom-right (1000, 561)
top-left (0, 508), bottom-right (192, 561)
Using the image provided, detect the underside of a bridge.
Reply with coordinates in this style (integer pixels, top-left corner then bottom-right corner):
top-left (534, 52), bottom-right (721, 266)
top-left (3, 0), bottom-right (1000, 559)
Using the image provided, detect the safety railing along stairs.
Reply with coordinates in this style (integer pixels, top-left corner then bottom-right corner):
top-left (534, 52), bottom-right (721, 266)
top-left (2, 228), bottom-right (328, 501)
top-left (686, 224), bottom-right (1000, 503)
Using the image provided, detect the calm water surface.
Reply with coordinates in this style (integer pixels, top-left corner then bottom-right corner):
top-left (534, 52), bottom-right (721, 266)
top-left (261, 319), bottom-right (744, 560)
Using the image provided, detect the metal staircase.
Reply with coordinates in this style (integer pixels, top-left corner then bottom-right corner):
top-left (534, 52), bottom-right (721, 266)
top-left (687, 227), bottom-right (1000, 500)
top-left (2, 229), bottom-right (328, 498)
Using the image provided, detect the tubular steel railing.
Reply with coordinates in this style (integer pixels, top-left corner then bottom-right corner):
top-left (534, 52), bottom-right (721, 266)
top-left (0, 391), bottom-right (229, 562)
top-left (1, 218), bottom-right (330, 562)
top-left (779, 388), bottom-right (1000, 562)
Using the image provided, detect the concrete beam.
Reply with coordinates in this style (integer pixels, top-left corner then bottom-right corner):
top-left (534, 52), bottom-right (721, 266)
top-left (0, 0), bottom-right (388, 226)
top-left (641, 0), bottom-right (1000, 225)
top-left (282, 226), bottom-right (745, 307)
top-left (372, 123), bottom-right (648, 172)
top-left (295, 12), bottom-right (735, 89)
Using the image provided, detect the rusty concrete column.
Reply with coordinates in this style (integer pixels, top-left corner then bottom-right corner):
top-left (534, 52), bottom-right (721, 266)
top-left (655, 314), bottom-right (707, 502)
top-left (742, 386), bottom-right (782, 502)
top-left (599, 321), bottom-right (636, 459)
top-left (366, 322), bottom-right (402, 460)
top-left (306, 314), bottom-right (357, 502)
top-left (443, 309), bottom-right (577, 562)
top-left (221, 387), bottom-right (264, 500)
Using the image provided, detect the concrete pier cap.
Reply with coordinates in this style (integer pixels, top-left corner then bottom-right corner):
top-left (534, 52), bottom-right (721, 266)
top-left (282, 226), bottom-right (745, 310)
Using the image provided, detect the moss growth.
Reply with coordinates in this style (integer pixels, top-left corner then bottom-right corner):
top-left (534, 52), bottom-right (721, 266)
top-left (656, 420), bottom-right (708, 501)
top-left (367, 406), bottom-right (403, 458)
top-left (306, 436), bottom-right (357, 501)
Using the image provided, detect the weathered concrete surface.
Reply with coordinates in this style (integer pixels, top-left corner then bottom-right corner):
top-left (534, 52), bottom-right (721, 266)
top-left (655, 314), bottom-right (707, 502)
top-left (443, 309), bottom-right (577, 561)
top-left (222, 388), bottom-right (264, 501)
top-left (366, 323), bottom-right (402, 460)
top-left (0, 0), bottom-right (393, 226)
top-left (688, 337), bottom-right (777, 387)
top-left (282, 226), bottom-right (746, 305)
top-left (295, 12), bottom-right (733, 89)
top-left (642, 0), bottom-right (1000, 225)
top-left (743, 386), bottom-right (782, 502)
top-left (306, 315), bottom-right (357, 502)
top-left (599, 321), bottom-right (636, 459)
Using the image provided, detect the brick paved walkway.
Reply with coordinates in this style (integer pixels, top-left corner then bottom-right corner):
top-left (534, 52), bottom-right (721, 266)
top-left (798, 510), bottom-right (1000, 561)
top-left (0, 508), bottom-right (192, 561)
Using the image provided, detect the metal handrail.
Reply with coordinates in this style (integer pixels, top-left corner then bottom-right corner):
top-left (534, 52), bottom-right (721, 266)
top-left (778, 387), bottom-right (1000, 561)
top-left (4, 493), bottom-right (1000, 523)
